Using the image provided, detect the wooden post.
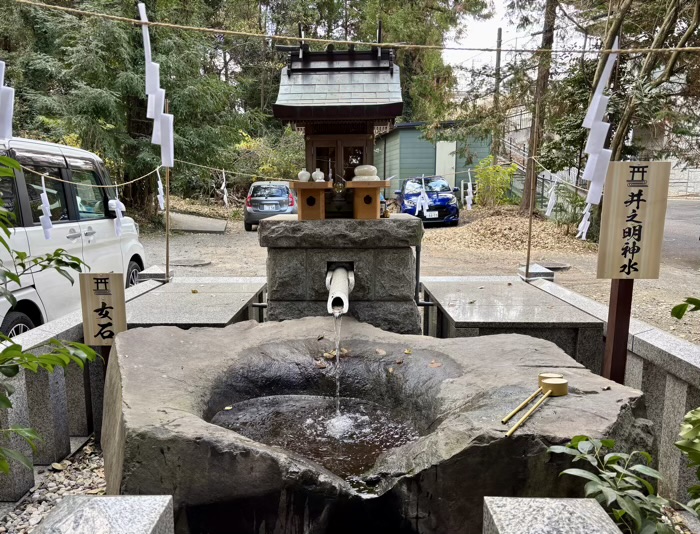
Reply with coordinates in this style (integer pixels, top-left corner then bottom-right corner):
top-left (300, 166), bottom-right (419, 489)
top-left (603, 279), bottom-right (634, 382)
top-left (165, 100), bottom-right (171, 283)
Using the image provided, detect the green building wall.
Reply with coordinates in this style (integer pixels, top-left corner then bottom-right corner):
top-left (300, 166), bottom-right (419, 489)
top-left (375, 126), bottom-right (491, 187)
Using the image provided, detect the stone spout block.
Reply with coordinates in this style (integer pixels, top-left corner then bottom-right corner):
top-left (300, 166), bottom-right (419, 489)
top-left (326, 267), bottom-right (355, 315)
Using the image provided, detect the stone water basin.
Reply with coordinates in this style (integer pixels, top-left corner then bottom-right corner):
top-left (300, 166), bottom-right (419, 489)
top-left (102, 317), bottom-right (651, 534)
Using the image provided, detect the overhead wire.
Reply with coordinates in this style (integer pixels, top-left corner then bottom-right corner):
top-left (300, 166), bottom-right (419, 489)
top-left (12, 0), bottom-right (700, 56)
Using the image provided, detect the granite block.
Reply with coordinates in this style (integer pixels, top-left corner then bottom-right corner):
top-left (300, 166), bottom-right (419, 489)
top-left (624, 352), bottom-right (644, 390)
top-left (658, 374), bottom-right (687, 498)
top-left (89, 358), bottom-right (105, 445)
top-left (258, 214), bottom-right (423, 248)
top-left (34, 495), bottom-right (174, 533)
top-left (633, 328), bottom-right (700, 387)
top-left (641, 361), bottom-right (668, 460)
top-left (64, 363), bottom-right (92, 436)
top-left (373, 248), bottom-right (416, 301)
top-left (483, 497), bottom-right (621, 534)
top-left (306, 249), bottom-right (374, 301)
top-left (25, 367), bottom-right (70, 465)
top-left (267, 300), bottom-right (421, 334)
top-left (266, 248), bottom-right (308, 301)
top-left (575, 326), bottom-right (605, 374)
top-left (518, 263), bottom-right (555, 281)
top-left (0, 371), bottom-right (34, 501)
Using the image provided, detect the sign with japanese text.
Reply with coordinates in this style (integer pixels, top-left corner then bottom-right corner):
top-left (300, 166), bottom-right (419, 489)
top-left (80, 273), bottom-right (127, 346)
top-left (597, 161), bottom-right (671, 279)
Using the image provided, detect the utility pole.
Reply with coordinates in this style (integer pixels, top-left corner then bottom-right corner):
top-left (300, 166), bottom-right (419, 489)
top-left (491, 27), bottom-right (502, 160)
top-left (521, 0), bottom-right (557, 214)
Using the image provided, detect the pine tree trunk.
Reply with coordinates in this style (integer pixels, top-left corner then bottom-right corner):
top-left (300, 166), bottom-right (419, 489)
top-left (520, 0), bottom-right (557, 214)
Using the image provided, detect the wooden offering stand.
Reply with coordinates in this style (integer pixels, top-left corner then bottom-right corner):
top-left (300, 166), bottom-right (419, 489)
top-left (290, 181), bottom-right (333, 220)
top-left (346, 180), bottom-right (392, 220)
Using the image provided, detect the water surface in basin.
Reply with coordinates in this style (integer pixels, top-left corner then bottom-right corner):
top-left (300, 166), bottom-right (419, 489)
top-left (212, 395), bottom-right (418, 486)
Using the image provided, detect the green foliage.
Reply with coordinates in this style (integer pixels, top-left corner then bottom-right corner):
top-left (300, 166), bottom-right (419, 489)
top-left (676, 408), bottom-right (700, 509)
top-left (0, 156), bottom-right (97, 474)
top-left (473, 155), bottom-right (517, 207)
top-left (672, 298), bottom-right (700, 320)
top-left (549, 436), bottom-right (694, 533)
top-left (552, 186), bottom-right (587, 236)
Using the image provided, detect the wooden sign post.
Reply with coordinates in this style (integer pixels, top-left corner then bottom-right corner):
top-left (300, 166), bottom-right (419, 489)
top-left (80, 273), bottom-right (127, 346)
top-left (598, 161), bottom-right (671, 383)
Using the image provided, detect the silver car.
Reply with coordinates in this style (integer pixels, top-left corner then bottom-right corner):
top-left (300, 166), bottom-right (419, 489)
top-left (244, 181), bottom-right (297, 231)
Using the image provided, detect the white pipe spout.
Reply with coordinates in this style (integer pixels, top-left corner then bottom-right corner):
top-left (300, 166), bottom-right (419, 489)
top-left (326, 267), bottom-right (355, 315)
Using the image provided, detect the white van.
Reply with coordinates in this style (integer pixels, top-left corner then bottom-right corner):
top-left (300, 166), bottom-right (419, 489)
top-left (0, 138), bottom-right (146, 336)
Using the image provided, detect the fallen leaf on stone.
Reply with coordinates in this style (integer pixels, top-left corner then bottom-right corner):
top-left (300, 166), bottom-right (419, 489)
top-left (323, 352), bottom-right (335, 360)
top-left (375, 349), bottom-right (387, 356)
top-left (340, 348), bottom-right (349, 355)
top-left (601, 386), bottom-right (611, 391)
top-left (395, 358), bottom-right (404, 365)
top-left (468, 300), bottom-right (476, 304)
top-left (388, 367), bottom-right (394, 374)
top-left (51, 463), bottom-right (65, 471)
top-left (315, 360), bottom-right (328, 369)
top-left (224, 406), bottom-right (233, 411)
top-left (317, 335), bottom-right (324, 341)
top-left (507, 282), bottom-right (513, 286)
top-left (191, 289), bottom-right (199, 294)
top-left (429, 360), bottom-right (442, 368)
top-left (478, 286), bottom-right (484, 289)
top-left (404, 348), bottom-right (412, 355)
top-left (87, 488), bottom-right (102, 494)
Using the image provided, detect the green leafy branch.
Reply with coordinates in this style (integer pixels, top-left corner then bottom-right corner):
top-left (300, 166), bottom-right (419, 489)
top-left (676, 408), bottom-right (700, 510)
top-left (549, 436), bottom-right (694, 533)
top-left (0, 337), bottom-right (97, 473)
top-left (672, 298), bottom-right (700, 320)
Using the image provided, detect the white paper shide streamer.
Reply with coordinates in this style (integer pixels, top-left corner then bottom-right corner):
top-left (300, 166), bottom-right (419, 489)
top-left (39, 174), bottom-right (53, 240)
top-left (576, 38), bottom-right (619, 240)
top-left (138, 3), bottom-right (174, 168)
top-left (545, 175), bottom-right (559, 217)
top-left (221, 170), bottom-right (229, 208)
top-left (0, 60), bottom-right (14, 140)
top-left (114, 187), bottom-right (125, 237)
top-left (156, 168), bottom-right (165, 210)
top-left (415, 175), bottom-right (431, 216)
top-left (466, 171), bottom-right (474, 211)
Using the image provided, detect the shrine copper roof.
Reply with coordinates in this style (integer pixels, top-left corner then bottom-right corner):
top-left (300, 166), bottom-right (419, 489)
top-left (273, 49), bottom-right (403, 122)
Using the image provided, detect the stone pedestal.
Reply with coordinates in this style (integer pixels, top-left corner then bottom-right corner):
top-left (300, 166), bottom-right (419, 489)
top-left (259, 214), bottom-right (423, 334)
top-left (25, 367), bottom-right (70, 465)
top-left (0, 371), bottom-right (34, 501)
top-left (34, 495), bottom-right (174, 533)
top-left (483, 498), bottom-right (621, 533)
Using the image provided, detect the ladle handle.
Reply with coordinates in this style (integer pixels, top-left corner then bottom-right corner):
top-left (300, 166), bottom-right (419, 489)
top-left (505, 390), bottom-right (552, 438)
top-left (501, 387), bottom-right (542, 424)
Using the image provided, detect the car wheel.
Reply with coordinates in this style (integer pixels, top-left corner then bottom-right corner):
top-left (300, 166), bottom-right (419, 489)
top-left (1, 311), bottom-right (35, 338)
top-left (244, 222), bottom-right (253, 232)
top-left (126, 260), bottom-right (142, 288)
top-left (450, 220), bottom-right (459, 227)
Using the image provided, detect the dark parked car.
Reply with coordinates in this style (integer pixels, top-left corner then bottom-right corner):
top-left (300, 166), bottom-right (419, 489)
top-left (395, 176), bottom-right (459, 225)
top-left (244, 181), bottom-right (297, 231)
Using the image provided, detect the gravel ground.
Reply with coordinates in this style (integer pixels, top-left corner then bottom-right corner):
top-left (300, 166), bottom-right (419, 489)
top-left (140, 205), bottom-right (699, 344)
top-left (0, 439), bottom-right (105, 533)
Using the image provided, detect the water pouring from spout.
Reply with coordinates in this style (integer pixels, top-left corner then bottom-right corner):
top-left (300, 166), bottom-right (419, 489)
top-left (326, 267), bottom-right (355, 420)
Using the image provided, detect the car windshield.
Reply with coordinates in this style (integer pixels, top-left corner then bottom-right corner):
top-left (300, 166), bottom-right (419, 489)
top-left (404, 178), bottom-right (451, 194)
top-left (252, 185), bottom-right (287, 198)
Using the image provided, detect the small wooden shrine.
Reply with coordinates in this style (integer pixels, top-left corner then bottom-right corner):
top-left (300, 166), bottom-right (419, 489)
top-left (273, 31), bottom-right (403, 220)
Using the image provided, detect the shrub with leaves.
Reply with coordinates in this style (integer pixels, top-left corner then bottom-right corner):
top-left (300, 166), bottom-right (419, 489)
top-left (676, 408), bottom-right (700, 511)
top-left (672, 298), bottom-right (700, 320)
top-left (0, 155), bottom-right (97, 473)
top-left (552, 186), bottom-right (587, 236)
top-left (473, 155), bottom-right (518, 208)
top-left (549, 436), bottom-right (694, 533)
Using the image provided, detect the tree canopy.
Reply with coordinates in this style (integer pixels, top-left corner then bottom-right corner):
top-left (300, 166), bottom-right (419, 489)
top-left (1, 0), bottom-right (488, 210)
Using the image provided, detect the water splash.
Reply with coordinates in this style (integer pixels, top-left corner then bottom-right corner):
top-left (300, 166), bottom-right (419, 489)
top-left (332, 306), bottom-right (343, 415)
